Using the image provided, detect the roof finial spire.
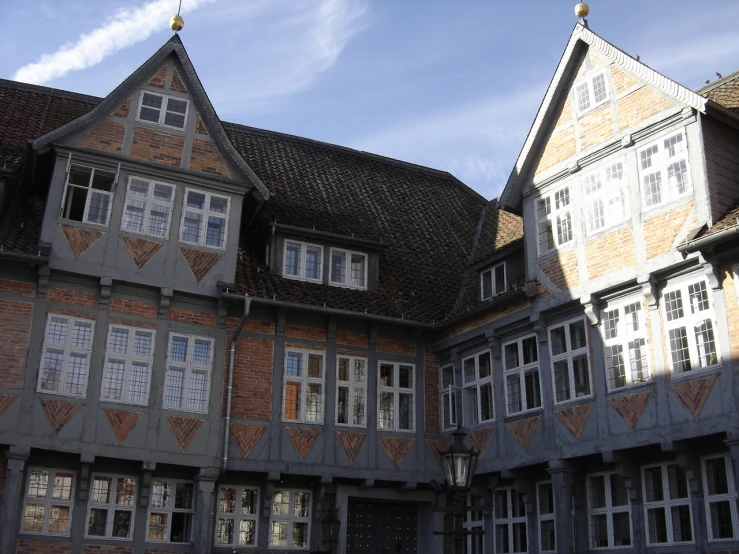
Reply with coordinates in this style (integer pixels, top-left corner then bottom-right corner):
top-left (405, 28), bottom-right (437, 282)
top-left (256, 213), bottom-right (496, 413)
top-left (170, 0), bottom-right (184, 32)
top-left (575, 2), bottom-right (590, 24)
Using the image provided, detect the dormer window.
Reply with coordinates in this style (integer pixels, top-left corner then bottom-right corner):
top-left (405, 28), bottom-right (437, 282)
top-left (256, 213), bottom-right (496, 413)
top-left (330, 248), bottom-right (367, 290)
top-left (137, 91), bottom-right (189, 130)
top-left (180, 189), bottom-right (230, 249)
top-left (60, 163), bottom-right (116, 226)
top-left (480, 263), bottom-right (506, 300)
top-left (575, 71), bottom-right (608, 114)
top-left (283, 241), bottom-right (323, 282)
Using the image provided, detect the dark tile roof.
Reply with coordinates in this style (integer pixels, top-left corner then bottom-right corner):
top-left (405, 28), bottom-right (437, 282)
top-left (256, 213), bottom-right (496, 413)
top-left (472, 203), bottom-right (524, 264)
top-left (699, 70), bottom-right (739, 115)
top-left (700, 200), bottom-right (739, 238)
top-left (0, 188), bottom-right (45, 254)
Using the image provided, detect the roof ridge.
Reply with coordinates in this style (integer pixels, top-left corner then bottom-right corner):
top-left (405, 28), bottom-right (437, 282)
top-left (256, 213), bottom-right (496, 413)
top-left (0, 78), bottom-right (102, 105)
top-left (698, 69), bottom-right (739, 95)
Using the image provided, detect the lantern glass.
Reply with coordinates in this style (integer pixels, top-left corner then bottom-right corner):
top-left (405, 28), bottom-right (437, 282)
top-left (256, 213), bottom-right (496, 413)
top-left (321, 510), bottom-right (341, 550)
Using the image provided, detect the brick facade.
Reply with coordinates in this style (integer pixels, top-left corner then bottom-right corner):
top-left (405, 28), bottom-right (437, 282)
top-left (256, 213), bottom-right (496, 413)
top-left (189, 138), bottom-right (230, 177)
top-left (0, 279), bottom-right (35, 297)
top-left (180, 247), bottom-right (223, 282)
top-left (112, 97), bottom-right (131, 119)
top-left (120, 235), bottom-right (164, 270)
top-left (643, 202), bottom-right (693, 259)
top-left (611, 65), bottom-right (639, 94)
top-left (537, 249), bottom-right (579, 292)
top-left (723, 268), bottom-right (739, 365)
top-left (147, 66), bottom-right (167, 88)
top-left (230, 336), bottom-right (274, 420)
top-left (168, 307), bottom-right (216, 327)
top-left (0, 299), bottom-right (32, 388)
top-left (59, 225), bottom-right (103, 261)
top-left (109, 298), bottom-right (158, 319)
top-left (578, 104), bottom-right (613, 151)
top-left (616, 86), bottom-right (677, 131)
top-left (585, 226), bottom-right (636, 279)
top-left (423, 347), bottom-right (441, 434)
top-left (286, 325), bottom-right (326, 341)
top-left (81, 545), bottom-right (134, 554)
top-left (48, 287), bottom-right (98, 309)
top-left (170, 68), bottom-right (187, 93)
top-left (130, 125), bottom-right (184, 167)
top-left (336, 330), bottom-right (368, 347)
top-left (376, 338), bottom-right (416, 357)
top-left (535, 125), bottom-right (576, 176)
top-left (17, 540), bottom-right (72, 554)
top-left (79, 121), bottom-right (126, 154)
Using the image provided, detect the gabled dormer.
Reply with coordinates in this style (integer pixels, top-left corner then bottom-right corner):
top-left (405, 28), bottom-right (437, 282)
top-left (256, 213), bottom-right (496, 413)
top-left (31, 35), bottom-right (269, 297)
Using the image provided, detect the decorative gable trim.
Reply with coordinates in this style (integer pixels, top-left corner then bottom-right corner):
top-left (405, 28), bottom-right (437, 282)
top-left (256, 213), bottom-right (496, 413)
top-left (230, 423), bottom-right (266, 458)
top-left (104, 409), bottom-right (143, 443)
top-left (166, 415), bottom-right (204, 452)
top-left (286, 426), bottom-right (320, 461)
top-left (379, 436), bottom-right (414, 469)
top-left (337, 431), bottom-right (366, 465)
top-left (41, 399), bottom-right (79, 433)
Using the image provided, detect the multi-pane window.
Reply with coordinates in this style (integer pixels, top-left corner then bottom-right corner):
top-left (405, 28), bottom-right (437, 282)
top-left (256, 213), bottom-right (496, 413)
top-left (180, 189), bottom-right (230, 249)
top-left (283, 240), bottom-right (323, 282)
top-left (602, 301), bottom-right (650, 391)
top-left (575, 71), bottom-right (609, 114)
top-left (86, 474), bottom-right (137, 540)
top-left (536, 186), bottom-right (573, 255)
top-left (378, 362), bottom-right (415, 431)
top-left (60, 163), bottom-right (116, 226)
top-left (441, 365), bottom-right (457, 430)
top-left (270, 490), bottom-right (311, 549)
top-left (101, 325), bottom-right (155, 405)
top-left (38, 315), bottom-right (94, 397)
top-left (22, 468), bottom-right (75, 535)
top-left (549, 318), bottom-right (591, 404)
top-left (462, 351), bottom-right (494, 426)
top-left (494, 488), bottom-right (528, 553)
top-left (587, 472), bottom-right (632, 549)
top-left (503, 335), bottom-right (542, 415)
top-left (164, 334), bottom-right (213, 413)
top-left (638, 130), bottom-right (692, 209)
top-left (582, 160), bottom-right (629, 235)
top-left (336, 355), bottom-right (367, 427)
top-left (330, 248), bottom-right (368, 290)
top-left (481, 263), bottom-right (506, 300)
top-left (121, 177), bottom-right (175, 238)
top-left (283, 349), bottom-right (325, 423)
top-left (215, 486), bottom-right (259, 547)
top-left (642, 462), bottom-right (693, 545)
top-left (537, 482), bottom-right (556, 553)
top-left (702, 454), bottom-right (739, 541)
top-left (138, 91), bottom-right (189, 129)
top-left (146, 480), bottom-right (194, 543)
top-left (465, 495), bottom-right (485, 554)
top-left (662, 279), bottom-right (719, 374)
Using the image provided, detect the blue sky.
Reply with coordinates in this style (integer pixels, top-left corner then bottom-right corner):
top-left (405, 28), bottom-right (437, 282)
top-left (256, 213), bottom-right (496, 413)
top-left (2, 0), bottom-right (738, 199)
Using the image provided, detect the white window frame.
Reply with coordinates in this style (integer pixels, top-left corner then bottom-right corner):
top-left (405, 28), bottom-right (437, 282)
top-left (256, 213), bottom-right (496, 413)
top-left (581, 158), bottom-right (630, 235)
top-left (163, 333), bottom-right (214, 413)
top-left (549, 317), bottom-right (591, 405)
top-left (282, 240), bottom-right (324, 283)
top-left (214, 485), bottom-right (260, 548)
top-left (537, 481), bottom-right (556, 553)
top-left (282, 349), bottom-right (326, 424)
top-left (100, 324), bottom-right (155, 406)
top-left (480, 262), bottom-right (506, 300)
top-left (465, 494), bottom-right (485, 554)
top-left (574, 70), bottom-right (609, 115)
top-left (602, 300), bottom-right (651, 391)
top-left (38, 314), bottom-right (95, 398)
top-left (662, 278), bottom-right (720, 375)
top-left (493, 487), bottom-right (528, 554)
top-left (121, 176), bottom-right (175, 239)
top-left (85, 473), bottom-right (137, 540)
top-left (21, 468), bottom-right (75, 536)
top-left (269, 489), bottom-right (311, 550)
top-left (503, 335), bottom-right (542, 416)
top-left (536, 186), bottom-right (573, 256)
top-left (146, 479), bottom-right (195, 543)
top-left (702, 454), bottom-right (739, 542)
top-left (335, 355), bottom-right (367, 428)
top-left (641, 462), bottom-right (694, 545)
top-left (638, 129), bottom-right (692, 210)
top-left (59, 162), bottom-right (117, 227)
top-left (587, 471), bottom-right (633, 549)
top-left (440, 364), bottom-right (457, 431)
top-left (137, 90), bottom-right (190, 130)
top-left (329, 247), bottom-right (368, 290)
top-left (179, 188), bottom-right (230, 250)
top-left (377, 361), bottom-right (416, 432)
top-left (462, 350), bottom-right (494, 426)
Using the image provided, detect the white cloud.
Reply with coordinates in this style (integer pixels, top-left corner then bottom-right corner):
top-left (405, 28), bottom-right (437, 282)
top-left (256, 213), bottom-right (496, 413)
top-left (12, 0), bottom-right (214, 85)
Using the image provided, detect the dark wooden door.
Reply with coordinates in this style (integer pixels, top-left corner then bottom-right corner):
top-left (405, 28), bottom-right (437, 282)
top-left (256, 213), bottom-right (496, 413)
top-left (346, 498), bottom-right (418, 554)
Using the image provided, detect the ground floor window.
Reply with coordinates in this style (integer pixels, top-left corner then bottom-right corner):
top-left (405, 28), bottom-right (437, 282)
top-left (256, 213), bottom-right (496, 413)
top-left (642, 462), bottom-right (693, 545)
top-left (215, 485), bottom-right (259, 547)
top-left (270, 489), bottom-right (311, 549)
top-left (703, 454), bottom-right (739, 541)
top-left (537, 481), bottom-right (556, 552)
top-left (494, 487), bottom-right (527, 553)
top-left (587, 471), bottom-right (632, 549)
top-left (146, 479), bottom-right (194, 543)
top-left (22, 468), bottom-right (75, 535)
top-left (86, 474), bottom-right (137, 540)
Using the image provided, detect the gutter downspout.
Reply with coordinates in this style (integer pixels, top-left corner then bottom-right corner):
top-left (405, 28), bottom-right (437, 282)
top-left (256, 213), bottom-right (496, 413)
top-left (222, 294), bottom-right (253, 470)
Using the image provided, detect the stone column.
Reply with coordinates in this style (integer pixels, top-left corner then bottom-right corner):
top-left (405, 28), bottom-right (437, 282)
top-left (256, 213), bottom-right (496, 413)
top-left (0, 447), bottom-right (29, 553)
top-left (547, 460), bottom-right (579, 554)
top-left (191, 467), bottom-right (219, 554)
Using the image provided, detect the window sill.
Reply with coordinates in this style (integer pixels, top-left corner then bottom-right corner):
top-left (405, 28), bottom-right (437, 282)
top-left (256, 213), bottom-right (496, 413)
top-left (641, 193), bottom-right (694, 218)
top-left (120, 230), bottom-right (168, 244)
top-left (178, 241), bottom-right (226, 253)
top-left (329, 281), bottom-right (368, 292)
top-left (575, 99), bottom-right (609, 120)
top-left (58, 217), bottom-right (109, 232)
top-left (606, 379), bottom-right (654, 395)
top-left (668, 365), bottom-right (721, 382)
top-left (134, 118), bottom-right (187, 136)
top-left (377, 428), bottom-right (416, 434)
top-left (536, 242), bottom-right (575, 262)
top-left (504, 408), bottom-right (543, 421)
top-left (36, 389), bottom-right (86, 400)
top-left (99, 398), bottom-right (150, 409)
top-left (336, 422), bottom-right (367, 429)
top-left (552, 394), bottom-right (593, 409)
top-left (584, 218), bottom-right (633, 243)
top-left (282, 273), bottom-right (323, 284)
top-left (161, 407), bottom-right (208, 416)
top-left (281, 419), bottom-right (324, 426)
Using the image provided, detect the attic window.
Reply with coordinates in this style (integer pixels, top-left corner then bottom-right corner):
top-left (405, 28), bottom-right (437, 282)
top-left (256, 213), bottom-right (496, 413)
top-left (137, 91), bottom-right (189, 130)
top-left (330, 248), bottom-right (367, 290)
top-left (480, 262), bottom-right (506, 300)
top-left (60, 163), bottom-right (116, 226)
top-left (283, 240), bottom-right (323, 282)
top-left (575, 71), bottom-right (608, 114)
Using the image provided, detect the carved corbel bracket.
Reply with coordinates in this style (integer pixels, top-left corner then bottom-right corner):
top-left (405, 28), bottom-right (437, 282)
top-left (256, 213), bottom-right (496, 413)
top-left (531, 312), bottom-right (548, 343)
top-left (276, 309), bottom-right (288, 337)
top-left (262, 481), bottom-right (276, 519)
top-left (485, 330), bottom-right (501, 359)
top-left (328, 317), bottom-right (338, 343)
top-left (701, 259), bottom-right (722, 292)
top-left (139, 470), bottom-right (152, 508)
top-left (675, 451), bottom-right (702, 493)
top-left (216, 297), bottom-right (229, 329)
top-left (36, 265), bottom-right (50, 299)
top-left (581, 295), bottom-right (600, 326)
top-left (99, 277), bottom-right (112, 310)
top-left (158, 288), bottom-right (173, 320)
top-left (637, 274), bottom-right (659, 311)
top-left (369, 323), bottom-right (379, 348)
top-left (77, 463), bottom-right (92, 505)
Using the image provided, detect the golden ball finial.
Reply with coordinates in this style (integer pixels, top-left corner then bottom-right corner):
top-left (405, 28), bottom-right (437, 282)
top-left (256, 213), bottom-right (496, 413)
top-left (170, 14), bottom-right (184, 32)
top-left (575, 2), bottom-right (589, 18)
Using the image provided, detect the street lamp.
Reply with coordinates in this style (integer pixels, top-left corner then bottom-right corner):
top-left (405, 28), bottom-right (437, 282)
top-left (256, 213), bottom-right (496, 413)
top-left (321, 509), bottom-right (341, 553)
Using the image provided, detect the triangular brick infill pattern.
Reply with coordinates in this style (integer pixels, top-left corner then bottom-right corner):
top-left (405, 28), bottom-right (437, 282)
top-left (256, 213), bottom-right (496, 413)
top-left (171, 68), bottom-right (188, 92)
top-left (104, 409), bottom-right (143, 443)
top-left (379, 436), bottom-right (414, 470)
top-left (505, 416), bottom-right (541, 452)
top-left (41, 399), bottom-right (79, 433)
top-left (608, 391), bottom-right (652, 430)
top-left (121, 235), bottom-right (164, 270)
top-left (60, 224), bottom-right (103, 260)
top-left (467, 427), bottom-right (495, 459)
top-left (181, 247), bottom-right (223, 282)
top-left (337, 431), bottom-right (366, 465)
top-left (0, 394), bottom-right (17, 417)
top-left (230, 423), bottom-right (266, 458)
top-left (670, 373), bottom-right (719, 419)
top-left (286, 427), bottom-right (321, 461)
top-left (166, 416), bottom-right (204, 452)
top-left (555, 402), bottom-right (594, 440)
top-left (426, 437), bottom-right (453, 469)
